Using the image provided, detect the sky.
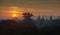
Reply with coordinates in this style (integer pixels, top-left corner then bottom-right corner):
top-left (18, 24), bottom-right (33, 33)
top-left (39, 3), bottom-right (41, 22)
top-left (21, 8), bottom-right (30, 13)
top-left (0, 0), bottom-right (60, 18)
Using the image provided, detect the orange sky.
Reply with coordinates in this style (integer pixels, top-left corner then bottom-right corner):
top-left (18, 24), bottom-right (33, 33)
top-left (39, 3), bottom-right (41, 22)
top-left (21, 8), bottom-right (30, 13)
top-left (0, 6), bottom-right (60, 18)
top-left (0, 0), bottom-right (60, 18)
top-left (0, 7), bottom-right (24, 18)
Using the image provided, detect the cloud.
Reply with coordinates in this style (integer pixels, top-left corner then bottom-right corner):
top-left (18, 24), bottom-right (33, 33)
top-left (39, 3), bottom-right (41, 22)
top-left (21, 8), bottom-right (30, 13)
top-left (0, 0), bottom-right (60, 16)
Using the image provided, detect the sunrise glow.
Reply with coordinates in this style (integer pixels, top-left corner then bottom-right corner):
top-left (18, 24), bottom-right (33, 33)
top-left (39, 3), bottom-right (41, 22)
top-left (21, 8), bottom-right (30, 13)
top-left (8, 7), bottom-right (23, 18)
top-left (12, 14), bottom-right (17, 17)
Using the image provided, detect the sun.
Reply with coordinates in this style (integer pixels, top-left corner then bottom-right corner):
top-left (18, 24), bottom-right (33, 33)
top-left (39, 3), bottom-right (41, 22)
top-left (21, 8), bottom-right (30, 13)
top-left (13, 14), bottom-right (17, 17)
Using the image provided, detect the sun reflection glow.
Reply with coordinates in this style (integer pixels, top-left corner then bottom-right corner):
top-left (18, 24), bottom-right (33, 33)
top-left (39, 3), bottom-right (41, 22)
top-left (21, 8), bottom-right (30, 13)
top-left (9, 7), bottom-right (23, 18)
top-left (13, 14), bottom-right (17, 17)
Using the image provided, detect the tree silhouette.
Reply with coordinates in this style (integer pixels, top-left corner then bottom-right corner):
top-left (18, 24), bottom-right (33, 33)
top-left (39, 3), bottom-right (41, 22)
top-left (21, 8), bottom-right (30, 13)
top-left (23, 12), bottom-right (33, 22)
top-left (22, 12), bottom-right (37, 33)
top-left (50, 16), bottom-right (52, 21)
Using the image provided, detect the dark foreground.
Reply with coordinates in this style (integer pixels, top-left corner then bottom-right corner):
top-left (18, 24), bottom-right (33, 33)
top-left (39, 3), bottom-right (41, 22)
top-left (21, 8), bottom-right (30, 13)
top-left (0, 19), bottom-right (60, 35)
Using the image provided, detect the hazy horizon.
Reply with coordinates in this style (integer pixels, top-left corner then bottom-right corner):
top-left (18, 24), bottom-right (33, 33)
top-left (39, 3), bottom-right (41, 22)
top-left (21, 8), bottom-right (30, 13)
top-left (0, 0), bottom-right (60, 18)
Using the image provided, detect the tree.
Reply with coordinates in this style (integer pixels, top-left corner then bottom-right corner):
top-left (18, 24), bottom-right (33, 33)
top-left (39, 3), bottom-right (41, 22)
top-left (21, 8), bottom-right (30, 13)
top-left (22, 12), bottom-right (37, 32)
top-left (23, 12), bottom-right (33, 22)
top-left (50, 16), bottom-right (52, 21)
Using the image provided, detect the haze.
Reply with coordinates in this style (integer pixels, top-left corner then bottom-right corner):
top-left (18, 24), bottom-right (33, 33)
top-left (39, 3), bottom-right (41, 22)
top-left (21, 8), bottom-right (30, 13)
top-left (0, 0), bottom-right (60, 18)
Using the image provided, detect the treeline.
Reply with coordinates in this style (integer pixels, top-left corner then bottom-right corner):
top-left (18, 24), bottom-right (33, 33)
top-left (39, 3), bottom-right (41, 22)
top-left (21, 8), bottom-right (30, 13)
top-left (0, 13), bottom-right (60, 35)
